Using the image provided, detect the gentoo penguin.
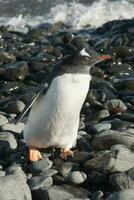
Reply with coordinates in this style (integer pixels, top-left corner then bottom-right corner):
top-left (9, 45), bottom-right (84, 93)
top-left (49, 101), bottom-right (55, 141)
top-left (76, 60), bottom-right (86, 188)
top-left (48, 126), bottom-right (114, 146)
top-left (23, 46), bottom-right (111, 161)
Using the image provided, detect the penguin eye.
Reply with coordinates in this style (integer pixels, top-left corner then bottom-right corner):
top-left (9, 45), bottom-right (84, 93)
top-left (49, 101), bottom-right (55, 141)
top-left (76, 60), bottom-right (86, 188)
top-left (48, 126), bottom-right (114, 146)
top-left (84, 56), bottom-right (91, 60)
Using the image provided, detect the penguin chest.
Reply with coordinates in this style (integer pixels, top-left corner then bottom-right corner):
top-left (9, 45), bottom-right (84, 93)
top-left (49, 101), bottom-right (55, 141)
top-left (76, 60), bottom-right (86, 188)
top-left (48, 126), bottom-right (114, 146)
top-left (24, 73), bottom-right (91, 148)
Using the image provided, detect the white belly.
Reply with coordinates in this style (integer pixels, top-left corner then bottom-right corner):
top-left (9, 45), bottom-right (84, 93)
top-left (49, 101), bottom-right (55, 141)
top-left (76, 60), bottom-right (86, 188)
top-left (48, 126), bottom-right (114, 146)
top-left (24, 73), bottom-right (91, 148)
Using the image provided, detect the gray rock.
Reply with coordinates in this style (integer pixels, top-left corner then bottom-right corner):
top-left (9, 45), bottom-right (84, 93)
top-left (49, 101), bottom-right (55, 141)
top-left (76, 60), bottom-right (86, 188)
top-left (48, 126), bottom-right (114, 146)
top-left (0, 114), bottom-right (8, 126)
top-left (77, 135), bottom-right (92, 152)
top-left (28, 175), bottom-right (53, 190)
top-left (4, 61), bottom-right (29, 81)
top-left (109, 167), bottom-right (134, 191)
top-left (90, 122), bottom-right (111, 133)
top-left (106, 189), bottom-right (134, 200)
top-left (0, 131), bottom-right (17, 150)
top-left (110, 118), bottom-right (134, 130)
top-left (91, 190), bottom-right (103, 200)
top-left (1, 122), bottom-right (25, 133)
top-left (84, 145), bottom-right (134, 173)
top-left (32, 184), bottom-right (90, 200)
top-left (70, 151), bottom-right (92, 164)
top-left (104, 99), bottom-right (127, 114)
top-left (29, 157), bottom-right (53, 175)
top-left (87, 88), bottom-right (116, 102)
top-left (0, 166), bottom-right (31, 200)
top-left (92, 129), bottom-right (134, 150)
top-left (87, 170), bottom-right (108, 186)
top-left (3, 100), bottom-right (25, 114)
top-left (58, 162), bottom-right (80, 177)
top-left (67, 171), bottom-right (87, 185)
top-left (86, 110), bottom-right (110, 124)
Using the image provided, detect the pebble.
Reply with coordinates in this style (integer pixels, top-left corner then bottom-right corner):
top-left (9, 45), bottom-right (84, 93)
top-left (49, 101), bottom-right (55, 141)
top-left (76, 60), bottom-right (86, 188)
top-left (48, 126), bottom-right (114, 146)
top-left (106, 189), bottom-right (134, 200)
top-left (29, 158), bottom-right (53, 175)
top-left (28, 175), bottom-right (53, 190)
top-left (0, 114), bottom-right (8, 126)
top-left (3, 100), bottom-right (25, 114)
top-left (66, 171), bottom-right (87, 185)
top-left (58, 162), bottom-right (80, 178)
top-left (0, 122), bottom-right (25, 133)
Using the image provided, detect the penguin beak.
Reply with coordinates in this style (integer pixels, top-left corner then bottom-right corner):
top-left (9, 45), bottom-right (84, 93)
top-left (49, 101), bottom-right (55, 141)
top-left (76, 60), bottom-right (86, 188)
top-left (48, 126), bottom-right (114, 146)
top-left (97, 55), bottom-right (112, 61)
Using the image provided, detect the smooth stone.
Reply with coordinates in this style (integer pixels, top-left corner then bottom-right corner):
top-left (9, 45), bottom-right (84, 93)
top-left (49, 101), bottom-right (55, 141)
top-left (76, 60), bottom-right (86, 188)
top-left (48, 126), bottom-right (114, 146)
top-left (91, 190), bottom-right (103, 200)
top-left (0, 122), bottom-right (25, 133)
top-left (109, 167), bottom-right (134, 191)
top-left (104, 99), bottom-right (127, 114)
top-left (114, 77), bottom-right (134, 91)
top-left (92, 129), bottom-right (134, 150)
top-left (84, 145), bottom-right (134, 173)
top-left (0, 167), bottom-right (31, 200)
top-left (86, 109), bottom-right (110, 124)
top-left (53, 174), bottom-right (66, 185)
top-left (3, 100), bottom-right (25, 114)
top-left (1, 82), bottom-right (21, 95)
top-left (110, 118), bottom-right (134, 130)
top-left (87, 170), bottom-right (107, 186)
top-left (106, 62), bottom-right (132, 78)
top-left (0, 114), bottom-right (8, 126)
top-left (77, 134), bottom-right (92, 152)
top-left (106, 189), bottom-right (134, 200)
top-left (32, 184), bottom-right (90, 200)
top-left (90, 66), bottom-right (105, 79)
top-left (66, 171), bottom-right (87, 185)
top-left (0, 131), bottom-right (17, 150)
top-left (90, 77), bottom-right (116, 93)
top-left (70, 151), bottom-right (92, 164)
top-left (119, 112), bottom-right (134, 122)
top-left (28, 57), bottom-right (45, 72)
top-left (87, 88), bottom-right (116, 103)
top-left (90, 122), bottom-right (111, 133)
top-left (28, 175), bottom-right (53, 191)
top-left (0, 51), bottom-right (16, 65)
top-left (29, 158), bottom-right (53, 175)
top-left (4, 61), bottom-right (29, 81)
top-left (58, 162), bottom-right (80, 177)
top-left (39, 168), bottom-right (58, 176)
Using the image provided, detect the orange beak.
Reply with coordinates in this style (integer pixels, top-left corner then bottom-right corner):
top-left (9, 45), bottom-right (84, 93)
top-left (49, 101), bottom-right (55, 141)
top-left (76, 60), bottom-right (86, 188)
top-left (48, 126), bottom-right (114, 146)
top-left (97, 55), bottom-right (112, 60)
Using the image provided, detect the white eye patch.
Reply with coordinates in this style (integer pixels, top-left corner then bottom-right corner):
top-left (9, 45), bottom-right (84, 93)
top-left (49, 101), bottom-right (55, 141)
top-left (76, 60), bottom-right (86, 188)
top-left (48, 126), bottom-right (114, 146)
top-left (80, 48), bottom-right (91, 58)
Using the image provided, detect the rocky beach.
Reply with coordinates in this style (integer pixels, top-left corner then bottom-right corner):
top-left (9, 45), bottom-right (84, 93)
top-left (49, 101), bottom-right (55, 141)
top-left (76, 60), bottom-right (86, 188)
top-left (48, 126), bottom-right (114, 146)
top-left (0, 0), bottom-right (134, 200)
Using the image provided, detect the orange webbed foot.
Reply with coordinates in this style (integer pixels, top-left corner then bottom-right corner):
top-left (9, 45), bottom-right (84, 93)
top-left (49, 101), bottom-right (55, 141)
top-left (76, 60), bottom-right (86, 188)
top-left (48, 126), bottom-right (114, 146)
top-left (29, 147), bottom-right (42, 162)
top-left (60, 148), bottom-right (74, 160)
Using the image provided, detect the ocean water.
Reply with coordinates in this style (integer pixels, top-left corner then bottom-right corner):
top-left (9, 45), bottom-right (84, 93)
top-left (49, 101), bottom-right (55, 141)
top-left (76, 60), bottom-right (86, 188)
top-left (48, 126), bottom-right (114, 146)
top-left (0, 0), bottom-right (134, 32)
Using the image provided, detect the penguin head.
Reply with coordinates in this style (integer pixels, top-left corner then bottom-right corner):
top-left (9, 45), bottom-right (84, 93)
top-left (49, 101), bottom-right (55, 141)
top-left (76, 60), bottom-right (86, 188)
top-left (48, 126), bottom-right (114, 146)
top-left (73, 47), bottom-right (112, 68)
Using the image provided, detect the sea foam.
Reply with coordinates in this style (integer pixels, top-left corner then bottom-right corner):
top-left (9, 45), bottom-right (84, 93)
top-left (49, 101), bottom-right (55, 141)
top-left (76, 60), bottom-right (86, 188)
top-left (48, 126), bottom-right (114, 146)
top-left (0, 0), bottom-right (134, 32)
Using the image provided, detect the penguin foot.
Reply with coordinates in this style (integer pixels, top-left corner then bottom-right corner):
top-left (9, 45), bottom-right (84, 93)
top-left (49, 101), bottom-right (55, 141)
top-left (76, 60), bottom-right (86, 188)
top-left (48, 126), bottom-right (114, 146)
top-left (29, 147), bottom-right (42, 161)
top-left (60, 148), bottom-right (74, 160)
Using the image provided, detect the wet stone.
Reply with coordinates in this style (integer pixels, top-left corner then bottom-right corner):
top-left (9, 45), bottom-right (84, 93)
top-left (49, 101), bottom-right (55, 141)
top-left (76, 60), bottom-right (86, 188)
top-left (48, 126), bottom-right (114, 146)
top-left (3, 100), bottom-right (25, 114)
top-left (106, 62), bottom-right (133, 78)
top-left (0, 131), bottom-right (17, 150)
top-left (28, 175), bottom-right (53, 191)
top-left (58, 162), bottom-right (80, 178)
top-left (66, 171), bottom-right (87, 185)
top-left (0, 122), bottom-right (25, 133)
top-left (87, 171), bottom-right (108, 186)
top-left (104, 99), bottom-right (127, 114)
top-left (92, 129), bottom-right (134, 151)
top-left (32, 184), bottom-right (90, 200)
top-left (0, 114), bottom-right (8, 126)
top-left (90, 122), bottom-right (111, 133)
top-left (4, 61), bottom-right (29, 81)
top-left (106, 189), bottom-right (134, 200)
top-left (84, 145), bottom-right (134, 173)
top-left (0, 166), bottom-right (32, 200)
top-left (29, 158), bottom-right (53, 175)
top-left (0, 51), bottom-right (16, 65)
top-left (70, 151), bottom-right (92, 164)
